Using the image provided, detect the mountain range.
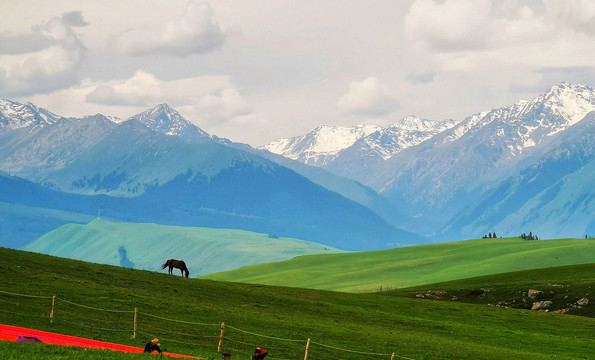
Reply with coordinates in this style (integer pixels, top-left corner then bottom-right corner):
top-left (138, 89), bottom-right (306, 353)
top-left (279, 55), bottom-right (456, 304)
top-left (0, 101), bottom-right (421, 251)
top-left (1, 81), bottom-right (593, 259)
top-left (263, 82), bottom-right (595, 239)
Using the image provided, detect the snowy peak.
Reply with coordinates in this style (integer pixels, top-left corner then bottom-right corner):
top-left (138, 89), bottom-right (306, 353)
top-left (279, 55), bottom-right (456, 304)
top-left (365, 117), bottom-right (458, 160)
top-left (0, 99), bottom-right (62, 130)
top-left (532, 82), bottom-right (595, 126)
top-left (262, 117), bottom-right (458, 166)
top-left (437, 82), bottom-right (595, 151)
top-left (127, 103), bottom-right (211, 142)
top-left (261, 124), bottom-right (381, 165)
top-left (128, 103), bottom-right (191, 135)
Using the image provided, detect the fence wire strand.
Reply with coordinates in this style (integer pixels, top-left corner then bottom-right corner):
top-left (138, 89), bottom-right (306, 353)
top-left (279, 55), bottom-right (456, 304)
top-left (139, 311), bottom-right (219, 326)
top-left (0, 289), bottom-right (415, 360)
top-left (226, 324), bottom-right (306, 343)
top-left (57, 298), bottom-right (133, 313)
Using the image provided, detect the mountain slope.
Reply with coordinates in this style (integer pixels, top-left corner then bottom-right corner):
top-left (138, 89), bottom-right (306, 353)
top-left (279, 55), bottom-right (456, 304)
top-left (442, 111), bottom-right (595, 240)
top-left (0, 115), bottom-right (117, 179)
top-left (369, 83), bottom-right (595, 237)
top-left (0, 99), bottom-right (62, 130)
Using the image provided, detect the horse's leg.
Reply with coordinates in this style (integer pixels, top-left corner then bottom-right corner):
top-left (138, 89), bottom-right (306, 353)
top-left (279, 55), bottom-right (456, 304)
top-left (168, 266), bottom-right (173, 275)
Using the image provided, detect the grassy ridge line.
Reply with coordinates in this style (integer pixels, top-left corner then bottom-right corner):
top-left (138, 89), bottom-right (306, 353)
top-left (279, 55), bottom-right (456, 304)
top-left (1, 247), bottom-right (593, 359)
top-left (202, 237), bottom-right (595, 292)
top-left (23, 218), bottom-right (342, 277)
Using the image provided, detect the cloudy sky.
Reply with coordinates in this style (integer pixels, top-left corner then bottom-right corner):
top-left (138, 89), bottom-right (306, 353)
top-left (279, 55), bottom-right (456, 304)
top-left (1, 0), bottom-right (594, 146)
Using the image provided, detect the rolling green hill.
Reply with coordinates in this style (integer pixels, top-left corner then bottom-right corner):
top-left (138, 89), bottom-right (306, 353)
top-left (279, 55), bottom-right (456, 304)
top-left (0, 247), bottom-right (593, 360)
top-left (202, 237), bottom-right (595, 292)
top-left (384, 263), bottom-right (594, 317)
top-left (22, 218), bottom-right (343, 277)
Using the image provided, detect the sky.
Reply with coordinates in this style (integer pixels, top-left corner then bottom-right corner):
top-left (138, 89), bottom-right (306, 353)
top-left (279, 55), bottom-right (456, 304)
top-left (1, 0), bottom-right (595, 147)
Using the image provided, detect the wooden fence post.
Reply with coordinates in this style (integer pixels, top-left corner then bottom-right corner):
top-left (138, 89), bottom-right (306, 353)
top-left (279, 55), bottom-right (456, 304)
top-left (132, 308), bottom-right (138, 339)
top-left (304, 338), bottom-right (311, 360)
top-left (391, 352), bottom-right (395, 360)
top-left (49, 296), bottom-right (55, 323)
top-left (217, 322), bottom-right (225, 352)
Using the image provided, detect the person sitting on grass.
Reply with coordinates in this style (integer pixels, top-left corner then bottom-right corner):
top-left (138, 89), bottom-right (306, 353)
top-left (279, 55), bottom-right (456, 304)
top-left (144, 338), bottom-right (162, 354)
top-left (252, 346), bottom-right (268, 360)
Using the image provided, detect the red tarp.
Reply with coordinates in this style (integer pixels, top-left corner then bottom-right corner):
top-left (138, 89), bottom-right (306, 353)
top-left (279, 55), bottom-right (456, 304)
top-left (0, 323), bottom-right (199, 358)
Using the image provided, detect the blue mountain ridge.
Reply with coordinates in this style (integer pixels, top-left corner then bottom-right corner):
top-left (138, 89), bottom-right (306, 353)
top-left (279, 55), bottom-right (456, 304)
top-left (0, 118), bottom-right (423, 250)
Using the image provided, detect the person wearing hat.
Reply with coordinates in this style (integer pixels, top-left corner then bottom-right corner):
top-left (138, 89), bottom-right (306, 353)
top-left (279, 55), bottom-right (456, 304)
top-left (252, 346), bottom-right (268, 360)
top-left (144, 338), bottom-right (163, 354)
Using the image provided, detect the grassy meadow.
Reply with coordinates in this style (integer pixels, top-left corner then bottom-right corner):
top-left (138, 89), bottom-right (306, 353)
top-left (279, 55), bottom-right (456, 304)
top-left (203, 237), bottom-right (595, 292)
top-left (385, 263), bottom-right (594, 317)
top-left (0, 247), bottom-right (593, 359)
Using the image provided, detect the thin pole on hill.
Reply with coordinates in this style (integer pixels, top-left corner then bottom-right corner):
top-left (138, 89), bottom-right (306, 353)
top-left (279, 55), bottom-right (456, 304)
top-left (391, 352), bottom-right (395, 360)
top-left (217, 322), bottom-right (225, 352)
top-left (49, 296), bottom-right (55, 323)
top-left (304, 338), bottom-right (310, 360)
top-left (132, 308), bottom-right (138, 339)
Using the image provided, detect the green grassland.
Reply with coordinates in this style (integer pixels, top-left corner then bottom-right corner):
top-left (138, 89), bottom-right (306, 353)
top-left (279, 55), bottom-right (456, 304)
top-left (384, 263), bottom-right (594, 317)
top-left (0, 247), bottom-right (594, 359)
top-left (202, 237), bottom-right (595, 292)
top-left (23, 218), bottom-right (342, 277)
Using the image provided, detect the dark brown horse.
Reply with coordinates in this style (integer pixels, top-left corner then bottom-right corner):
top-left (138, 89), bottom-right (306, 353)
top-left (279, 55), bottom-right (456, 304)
top-left (161, 259), bottom-right (189, 277)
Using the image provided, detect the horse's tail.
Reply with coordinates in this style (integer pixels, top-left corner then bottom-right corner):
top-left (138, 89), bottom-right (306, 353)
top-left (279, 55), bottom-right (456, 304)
top-left (161, 260), bottom-right (169, 269)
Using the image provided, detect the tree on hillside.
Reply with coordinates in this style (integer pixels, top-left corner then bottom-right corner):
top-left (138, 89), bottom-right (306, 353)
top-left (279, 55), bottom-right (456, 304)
top-left (520, 232), bottom-right (539, 240)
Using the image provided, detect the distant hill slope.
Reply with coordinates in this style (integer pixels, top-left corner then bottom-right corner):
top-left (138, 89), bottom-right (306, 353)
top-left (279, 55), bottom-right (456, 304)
top-left (22, 219), bottom-right (343, 277)
top-left (202, 237), bottom-right (595, 292)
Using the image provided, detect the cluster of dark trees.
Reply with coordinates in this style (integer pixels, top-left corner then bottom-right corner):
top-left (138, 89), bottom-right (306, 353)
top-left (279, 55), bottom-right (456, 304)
top-left (482, 232), bottom-right (498, 238)
top-left (520, 232), bottom-right (539, 240)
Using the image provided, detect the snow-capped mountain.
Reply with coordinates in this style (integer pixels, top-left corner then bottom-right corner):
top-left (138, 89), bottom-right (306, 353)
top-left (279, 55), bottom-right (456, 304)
top-left (127, 103), bottom-right (214, 143)
top-left (369, 82), bottom-right (595, 237)
top-left (262, 124), bottom-right (381, 166)
top-left (442, 111), bottom-right (595, 240)
top-left (325, 117), bottom-right (458, 179)
top-left (0, 99), bottom-right (62, 130)
top-left (0, 114), bottom-right (117, 177)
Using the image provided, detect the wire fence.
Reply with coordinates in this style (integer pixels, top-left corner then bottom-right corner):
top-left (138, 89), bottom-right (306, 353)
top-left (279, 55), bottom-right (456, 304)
top-left (0, 289), bottom-right (414, 360)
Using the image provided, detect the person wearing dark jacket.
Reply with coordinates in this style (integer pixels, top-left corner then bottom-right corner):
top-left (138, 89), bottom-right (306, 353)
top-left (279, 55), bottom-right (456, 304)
top-left (252, 346), bottom-right (267, 360)
top-left (144, 338), bottom-right (162, 354)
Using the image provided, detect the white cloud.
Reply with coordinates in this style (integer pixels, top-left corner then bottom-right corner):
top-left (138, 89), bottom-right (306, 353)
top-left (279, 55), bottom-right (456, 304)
top-left (110, 1), bottom-right (224, 57)
top-left (544, 0), bottom-right (595, 36)
top-left (404, 0), bottom-right (493, 52)
top-left (0, 11), bottom-right (87, 96)
top-left (338, 77), bottom-right (398, 116)
top-left (86, 70), bottom-right (166, 106)
top-left (83, 69), bottom-right (258, 133)
top-left (404, 0), bottom-right (553, 53)
top-left (193, 88), bottom-right (252, 126)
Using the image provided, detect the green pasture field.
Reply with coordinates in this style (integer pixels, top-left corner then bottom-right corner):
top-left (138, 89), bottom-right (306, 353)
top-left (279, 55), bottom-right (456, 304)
top-left (203, 237), bottom-right (595, 292)
top-left (384, 263), bottom-right (594, 317)
top-left (0, 247), bottom-right (593, 359)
